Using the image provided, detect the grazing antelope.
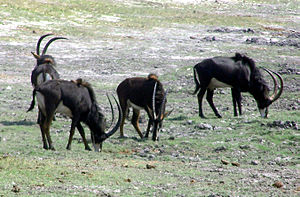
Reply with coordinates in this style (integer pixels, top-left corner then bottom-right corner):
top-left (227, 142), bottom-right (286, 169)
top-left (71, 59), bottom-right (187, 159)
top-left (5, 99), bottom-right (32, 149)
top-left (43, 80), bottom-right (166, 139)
top-left (193, 53), bottom-right (283, 118)
top-left (117, 74), bottom-right (172, 141)
top-left (27, 79), bottom-right (122, 152)
top-left (30, 33), bottom-right (67, 87)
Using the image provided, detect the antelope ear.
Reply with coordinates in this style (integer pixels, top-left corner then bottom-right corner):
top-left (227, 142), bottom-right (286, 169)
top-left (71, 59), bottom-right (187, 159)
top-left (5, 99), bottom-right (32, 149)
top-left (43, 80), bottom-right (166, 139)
top-left (44, 58), bottom-right (54, 64)
top-left (31, 52), bottom-right (40, 59)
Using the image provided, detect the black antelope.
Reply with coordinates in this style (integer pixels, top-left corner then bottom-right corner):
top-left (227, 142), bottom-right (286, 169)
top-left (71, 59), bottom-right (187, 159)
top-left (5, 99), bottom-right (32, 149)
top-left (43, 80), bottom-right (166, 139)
top-left (27, 79), bottom-right (122, 152)
top-left (193, 53), bottom-right (283, 118)
top-left (30, 34), bottom-right (67, 87)
top-left (29, 34), bottom-right (67, 124)
top-left (116, 74), bottom-right (172, 141)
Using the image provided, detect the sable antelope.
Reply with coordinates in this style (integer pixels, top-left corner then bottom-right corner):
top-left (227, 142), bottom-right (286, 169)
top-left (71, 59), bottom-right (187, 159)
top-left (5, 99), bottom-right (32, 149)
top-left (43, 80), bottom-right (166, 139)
top-left (30, 34), bottom-right (67, 124)
top-left (193, 53), bottom-right (283, 118)
top-left (30, 34), bottom-right (67, 87)
top-left (116, 74), bottom-right (172, 141)
top-left (27, 79), bottom-right (122, 152)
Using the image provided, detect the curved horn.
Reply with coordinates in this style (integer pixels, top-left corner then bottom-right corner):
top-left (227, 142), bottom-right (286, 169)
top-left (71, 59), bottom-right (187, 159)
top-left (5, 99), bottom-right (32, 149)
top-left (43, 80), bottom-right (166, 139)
top-left (152, 82), bottom-right (158, 119)
top-left (262, 68), bottom-right (278, 100)
top-left (269, 70), bottom-right (284, 102)
top-left (36, 34), bottom-right (53, 55)
top-left (158, 88), bottom-right (169, 121)
top-left (106, 94), bottom-right (114, 129)
top-left (103, 95), bottom-right (122, 139)
top-left (42, 37), bottom-right (67, 55)
top-left (262, 68), bottom-right (283, 102)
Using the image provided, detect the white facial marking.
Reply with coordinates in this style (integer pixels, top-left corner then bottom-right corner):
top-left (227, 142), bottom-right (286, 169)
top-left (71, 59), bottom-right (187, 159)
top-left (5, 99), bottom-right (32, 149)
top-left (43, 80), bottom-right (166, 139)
top-left (259, 108), bottom-right (266, 118)
top-left (94, 143), bottom-right (101, 152)
top-left (127, 100), bottom-right (143, 110)
top-left (208, 78), bottom-right (232, 90)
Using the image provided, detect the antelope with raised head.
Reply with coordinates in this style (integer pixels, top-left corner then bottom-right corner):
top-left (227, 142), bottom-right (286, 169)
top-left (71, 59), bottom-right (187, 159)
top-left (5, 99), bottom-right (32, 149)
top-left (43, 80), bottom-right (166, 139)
top-left (193, 53), bottom-right (283, 118)
top-left (27, 79), bottom-right (122, 152)
top-left (30, 34), bottom-right (67, 87)
top-left (29, 34), bottom-right (67, 124)
top-left (116, 74), bottom-right (172, 141)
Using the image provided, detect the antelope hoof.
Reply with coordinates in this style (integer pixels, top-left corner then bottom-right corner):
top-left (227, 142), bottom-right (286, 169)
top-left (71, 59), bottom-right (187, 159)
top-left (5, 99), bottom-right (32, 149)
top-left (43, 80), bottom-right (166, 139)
top-left (118, 135), bottom-right (128, 139)
top-left (152, 137), bottom-right (159, 141)
top-left (50, 146), bottom-right (56, 151)
top-left (141, 137), bottom-right (148, 141)
top-left (85, 146), bottom-right (92, 151)
top-left (199, 115), bottom-right (207, 119)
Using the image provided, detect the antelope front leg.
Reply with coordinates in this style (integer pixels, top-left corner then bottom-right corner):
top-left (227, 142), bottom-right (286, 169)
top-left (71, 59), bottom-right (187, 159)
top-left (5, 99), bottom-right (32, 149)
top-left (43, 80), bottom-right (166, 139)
top-left (145, 119), bottom-right (153, 138)
top-left (144, 106), bottom-right (154, 138)
top-left (76, 123), bottom-right (91, 151)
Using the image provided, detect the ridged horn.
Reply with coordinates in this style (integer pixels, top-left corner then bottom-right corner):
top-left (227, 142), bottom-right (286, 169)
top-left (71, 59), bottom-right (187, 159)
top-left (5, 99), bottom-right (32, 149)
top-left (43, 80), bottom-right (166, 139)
top-left (106, 93), bottom-right (114, 129)
top-left (36, 33), bottom-right (53, 55)
top-left (262, 68), bottom-right (284, 102)
top-left (269, 70), bottom-right (283, 102)
top-left (152, 82), bottom-right (158, 120)
top-left (262, 68), bottom-right (278, 100)
top-left (158, 88), bottom-right (169, 121)
top-left (42, 37), bottom-right (67, 55)
top-left (103, 95), bottom-right (122, 139)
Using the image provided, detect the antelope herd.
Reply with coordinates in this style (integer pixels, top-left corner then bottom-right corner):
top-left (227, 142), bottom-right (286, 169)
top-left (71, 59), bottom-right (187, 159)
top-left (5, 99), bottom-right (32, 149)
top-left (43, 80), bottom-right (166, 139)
top-left (27, 34), bottom-right (284, 152)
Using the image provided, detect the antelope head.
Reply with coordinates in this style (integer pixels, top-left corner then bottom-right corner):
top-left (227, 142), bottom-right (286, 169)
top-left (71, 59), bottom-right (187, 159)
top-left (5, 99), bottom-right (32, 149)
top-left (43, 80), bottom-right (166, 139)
top-left (32, 34), bottom-right (67, 66)
top-left (151, 82), bottom-right (173, 141)
top-left (256, 68), bottom-right (284, 118)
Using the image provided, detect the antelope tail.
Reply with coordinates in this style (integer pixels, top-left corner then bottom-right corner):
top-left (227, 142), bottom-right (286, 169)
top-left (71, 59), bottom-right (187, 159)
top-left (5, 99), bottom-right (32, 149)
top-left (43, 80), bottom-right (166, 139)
top-left (27, 89), bottom-right (37, 112)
